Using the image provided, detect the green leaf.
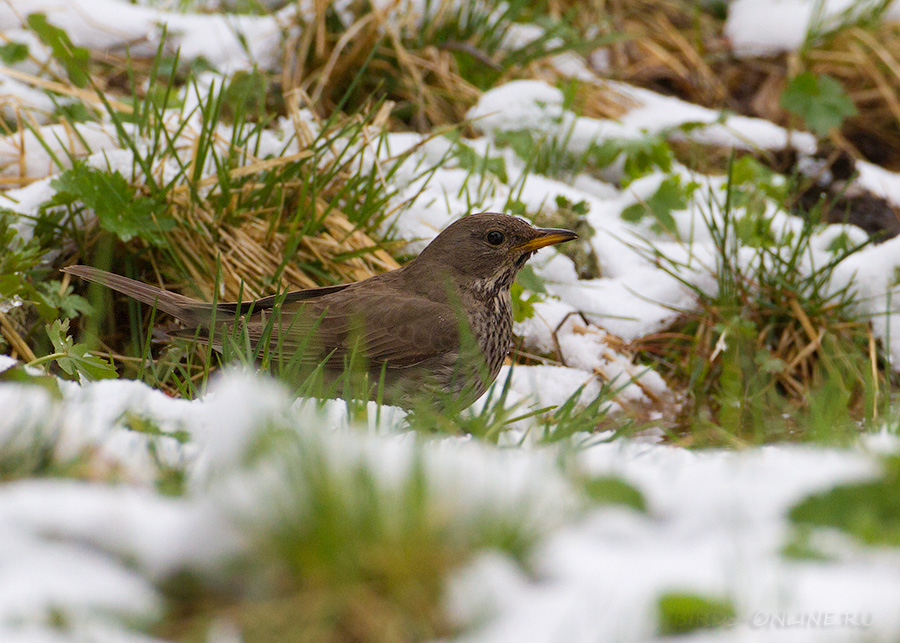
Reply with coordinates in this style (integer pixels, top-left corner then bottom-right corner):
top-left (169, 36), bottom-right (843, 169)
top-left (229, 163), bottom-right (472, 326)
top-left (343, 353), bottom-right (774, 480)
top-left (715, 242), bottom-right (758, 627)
top-left (588, 135), bottom-right (673, 184)
top-left (0, 42), bottom-right (29, 65)
top-left (0, 362), bottom-right (62, 399)
top-left (26, 13), bottom-right (91, 88)
top-left (587, 140), bottom-right (622, 169)
top-left (729, 155), bottom-right (772, 187)
top-left (45, 319), bottom-right (117, 381)
top-left (582, 476), bottom-right (647, 512)
top-left (734, 210), bottom-right (776, 248)
top-left (657, 592), bottom-right (736, 635)
top-left (493, 130), bottom-right (536, 161)
top-left (621, 176), bottom-right (691, 237)
top-left (0, 208), bottom-right (44, 276)
top-left (37, 281), bottom-right (93, 319)
top-left (554, 195), bottom-right (589, 215)
top-left (510, 282), bottom-right (540, 322)
top-left (789, 455), bottom-right (900, 546)
top-left (511, 265), bottom-right (546, 322)
top-left (49, 163), bottom-right (172, 244)
top-left (780, 72), bottom-right (857, 136)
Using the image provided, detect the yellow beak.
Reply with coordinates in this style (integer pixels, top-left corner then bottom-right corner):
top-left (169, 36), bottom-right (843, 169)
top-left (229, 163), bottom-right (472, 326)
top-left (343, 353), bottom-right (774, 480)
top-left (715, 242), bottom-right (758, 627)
top-left (515, 227), bottom-right (578, 252)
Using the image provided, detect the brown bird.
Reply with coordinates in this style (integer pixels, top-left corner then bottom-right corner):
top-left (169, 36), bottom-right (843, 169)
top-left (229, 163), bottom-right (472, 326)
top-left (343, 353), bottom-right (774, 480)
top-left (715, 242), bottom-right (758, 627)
top-left (63, 213), bottom-right (576, 408)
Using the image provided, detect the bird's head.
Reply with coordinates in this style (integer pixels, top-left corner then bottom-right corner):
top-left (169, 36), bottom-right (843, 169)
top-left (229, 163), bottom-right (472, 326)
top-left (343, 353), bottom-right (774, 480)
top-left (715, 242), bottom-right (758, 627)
top-left (411, 213), bottom-right (577, 299)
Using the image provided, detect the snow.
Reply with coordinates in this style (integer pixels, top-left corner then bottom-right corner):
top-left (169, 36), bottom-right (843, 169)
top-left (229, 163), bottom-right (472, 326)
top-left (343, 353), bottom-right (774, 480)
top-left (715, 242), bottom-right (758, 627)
top-left (0, 0), bottom-right (292, 74)
top-left (0, 73), bottom-right (59, 122)
top-left (1, 368), bottom-right (899, 642)
top-left (0, 122), bottom-right (123, 180)
top-left (0, 369), bottom-right (589, 640)
top-left (726, 0), bottom-right (900, 57)
top-left (448, 443), bottom-right (899, 643)
top-left (502, 363), bottom-right (605, 410)
top-left (855, 160), bottom-right (900, 207)
top-left (469, 80), bottom-right (818, 157)
top-left (0, 479), bottom-right (241, 580)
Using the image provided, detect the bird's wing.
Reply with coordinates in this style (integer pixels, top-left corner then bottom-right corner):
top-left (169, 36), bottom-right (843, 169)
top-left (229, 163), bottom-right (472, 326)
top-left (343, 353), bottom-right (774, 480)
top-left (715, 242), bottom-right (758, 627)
top-left (234, 288), bottom-right (461, 369)
top-left (215, 282), bottom-right (354, 316)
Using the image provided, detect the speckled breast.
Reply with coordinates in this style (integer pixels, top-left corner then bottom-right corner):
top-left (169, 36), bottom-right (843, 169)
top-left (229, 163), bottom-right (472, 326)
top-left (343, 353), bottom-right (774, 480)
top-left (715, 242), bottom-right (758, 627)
top-left (463, 290), bottom-right (513, 402)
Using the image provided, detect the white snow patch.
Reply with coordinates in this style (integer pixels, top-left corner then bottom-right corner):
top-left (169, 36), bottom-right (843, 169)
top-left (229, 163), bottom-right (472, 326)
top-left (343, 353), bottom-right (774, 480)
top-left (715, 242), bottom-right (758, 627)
top-left (0, 0), bottom-right (293, 73)
top-left (726, 0), bottom-right (900, 58)
top-left (448, 442), bottom-right (896, 643)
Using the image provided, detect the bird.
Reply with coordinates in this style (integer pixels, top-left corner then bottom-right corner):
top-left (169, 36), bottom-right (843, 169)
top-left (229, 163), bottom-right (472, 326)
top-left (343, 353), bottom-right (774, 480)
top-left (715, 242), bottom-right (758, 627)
top-left (63, 213), bottom-right (577, 408)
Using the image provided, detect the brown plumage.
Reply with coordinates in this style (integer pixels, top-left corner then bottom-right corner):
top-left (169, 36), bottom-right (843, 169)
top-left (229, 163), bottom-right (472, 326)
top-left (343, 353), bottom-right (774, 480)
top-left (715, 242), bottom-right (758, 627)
top-left (63, 213), bottom-right (576, 407)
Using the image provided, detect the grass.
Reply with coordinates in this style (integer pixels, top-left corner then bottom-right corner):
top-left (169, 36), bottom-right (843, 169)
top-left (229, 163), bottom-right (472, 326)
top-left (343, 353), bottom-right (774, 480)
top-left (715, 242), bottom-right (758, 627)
top-left (149, 392), bottom-right (583, 643)
top-left (631, 155), bottom-right (887, 445)
top-left (283, 0), bottom-right (606, 132)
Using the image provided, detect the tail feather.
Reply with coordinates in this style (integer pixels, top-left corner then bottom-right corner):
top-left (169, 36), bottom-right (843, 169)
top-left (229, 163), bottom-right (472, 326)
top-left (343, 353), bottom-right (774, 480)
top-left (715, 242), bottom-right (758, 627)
top-left (62, 265), bottom-right (212, 325)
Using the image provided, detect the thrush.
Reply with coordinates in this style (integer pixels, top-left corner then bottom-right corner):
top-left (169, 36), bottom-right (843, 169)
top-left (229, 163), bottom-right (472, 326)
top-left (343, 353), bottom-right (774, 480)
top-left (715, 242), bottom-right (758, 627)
top-left (63, 213), bottom-right (576, 407)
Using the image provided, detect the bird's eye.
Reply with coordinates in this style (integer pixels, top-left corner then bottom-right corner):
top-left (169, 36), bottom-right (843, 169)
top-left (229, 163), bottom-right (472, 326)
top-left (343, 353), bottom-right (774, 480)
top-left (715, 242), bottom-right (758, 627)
top-left (486, 230), bottom-right (505, 246)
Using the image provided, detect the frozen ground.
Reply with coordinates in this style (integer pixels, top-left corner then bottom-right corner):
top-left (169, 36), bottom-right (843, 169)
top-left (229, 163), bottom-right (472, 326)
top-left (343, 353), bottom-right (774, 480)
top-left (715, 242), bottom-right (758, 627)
top-left (3, 0), bottom-right (900, 641)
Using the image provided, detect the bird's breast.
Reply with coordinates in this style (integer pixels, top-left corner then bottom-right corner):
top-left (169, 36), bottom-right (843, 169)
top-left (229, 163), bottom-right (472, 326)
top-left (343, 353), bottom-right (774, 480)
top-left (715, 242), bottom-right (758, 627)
top-left (465, 289), bottom-right (513, 383)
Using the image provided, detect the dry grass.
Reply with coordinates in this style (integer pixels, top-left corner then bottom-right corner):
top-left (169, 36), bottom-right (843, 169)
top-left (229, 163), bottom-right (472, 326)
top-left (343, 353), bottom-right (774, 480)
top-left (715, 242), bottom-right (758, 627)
top-left (0, 310), bottom-right (36, 362)
top-left (282, 2), bottom-right (484, 131)
top-left (594, 0), bottom-right (730, 105)
top-left (159, 147), bottom-right (401, 301)
top-left (281, 0), bottom-right (638, 132)
top-left (52, 104), bottom-right (405, 304)
top-left (591, 0), bottom-right (900, 169)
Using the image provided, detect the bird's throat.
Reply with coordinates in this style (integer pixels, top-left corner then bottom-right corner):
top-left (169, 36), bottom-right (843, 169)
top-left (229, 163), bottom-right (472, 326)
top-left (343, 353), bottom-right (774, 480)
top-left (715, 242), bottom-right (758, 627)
top-left (469, 266), bottom-right (519, 303)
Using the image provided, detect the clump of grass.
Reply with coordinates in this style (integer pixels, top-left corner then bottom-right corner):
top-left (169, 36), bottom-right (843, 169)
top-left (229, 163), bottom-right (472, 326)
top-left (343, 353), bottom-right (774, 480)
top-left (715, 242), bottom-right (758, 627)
top-left (158, 418), bottom-right (566, 642)
top-left (283, 0), bottom-right (603, 131)
top-left (632, 158), bottom-right (886, 445)
top-left (73, 70), bottom-right (407, 300)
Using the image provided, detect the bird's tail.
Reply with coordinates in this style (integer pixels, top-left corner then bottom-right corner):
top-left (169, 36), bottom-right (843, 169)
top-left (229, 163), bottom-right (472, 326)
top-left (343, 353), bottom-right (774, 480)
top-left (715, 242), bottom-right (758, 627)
top-left (62, 265), bottom-right (213, 325)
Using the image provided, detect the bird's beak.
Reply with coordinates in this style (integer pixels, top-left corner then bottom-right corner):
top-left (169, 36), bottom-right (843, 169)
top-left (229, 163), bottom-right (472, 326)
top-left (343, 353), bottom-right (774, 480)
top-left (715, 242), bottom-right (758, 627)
top-left (515, 227), bottom-right (578, 253)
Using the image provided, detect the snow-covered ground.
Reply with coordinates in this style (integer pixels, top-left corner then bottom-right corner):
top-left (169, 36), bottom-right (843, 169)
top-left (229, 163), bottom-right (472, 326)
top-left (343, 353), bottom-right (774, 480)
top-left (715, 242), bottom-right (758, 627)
top-left (2, 361), bottom-right (900, 642)
top-left (4, 0), bottom-right (900, 641)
